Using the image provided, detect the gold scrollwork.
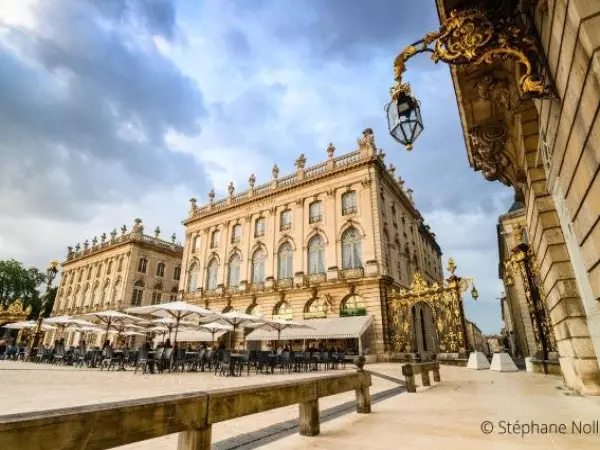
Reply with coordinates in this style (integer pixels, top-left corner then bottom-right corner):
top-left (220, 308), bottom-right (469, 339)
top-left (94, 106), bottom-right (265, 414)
top-left (391, 7), bottom-right (554, 100)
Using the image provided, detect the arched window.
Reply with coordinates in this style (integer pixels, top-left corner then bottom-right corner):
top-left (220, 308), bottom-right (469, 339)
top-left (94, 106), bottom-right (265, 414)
top-left (342, 227), bottom-right (362, 269)
top-left (278, 242), bottom-right (293, 279)
top-left (206, 258), bottom-right (219, 290)
top-left (173, 265), bottom-right (181, 281)
top-left (151, 283), bottom-right (163, 305)
top-left (304, 298), bottom-right (326, 319)
top-left (192, 235), bottom-right (201, 252)
top-left (131, 280), bottom-right (144, 307)
top-left (254, 218), bottom-right (265, 237)
top-left (340, 294), bottom-right (366, 316)
top-left (251, 249), bottom-right (266, 284)
top-left (273, 301), bottom-right (293, 320)
top-left (138, 257), bottom-right (148, 273)
top-left (156, 262), bottom-right (165, 277)
top-left (187, 262), bottom-right (199, 292)
top-left (111, 278), bottom-right (121, 306)
top-left (247, 304), bottom-right (263, 317)
top-left (170, 287), bottom-right (178, 302)
top-left (228, 253), bottom-right (241, 287)
top-left (307, 235), bottom-right (325, 274)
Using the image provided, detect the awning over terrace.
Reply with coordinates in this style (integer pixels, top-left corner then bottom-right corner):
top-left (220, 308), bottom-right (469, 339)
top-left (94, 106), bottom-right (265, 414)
top-left (245, 315), bottom-right (373, 341)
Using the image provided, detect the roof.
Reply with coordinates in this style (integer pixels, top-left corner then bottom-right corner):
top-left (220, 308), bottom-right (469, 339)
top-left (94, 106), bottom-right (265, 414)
top-left (245, 315), bottom-right (373, 341)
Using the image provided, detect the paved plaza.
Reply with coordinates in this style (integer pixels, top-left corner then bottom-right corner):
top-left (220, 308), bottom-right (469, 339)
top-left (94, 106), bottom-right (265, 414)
top-left (2, 361), bottom-right (600, 449)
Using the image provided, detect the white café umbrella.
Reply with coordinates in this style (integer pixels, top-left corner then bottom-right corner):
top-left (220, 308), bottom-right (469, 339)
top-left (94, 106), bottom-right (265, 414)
top-left (76, 310), bottom-right (140, 342)
top-left (249, 318), bottom-right (313, 346)
top-left (214, 311), bottom-right (264, 349)
top-left (122, 330), bottom-right (145, 337)
top-left (3, 320), bottom-right (56, 331)
top-left (127, 301), bottom-right (217, 343)
top-left (198, 322), bottom-right (233, 345)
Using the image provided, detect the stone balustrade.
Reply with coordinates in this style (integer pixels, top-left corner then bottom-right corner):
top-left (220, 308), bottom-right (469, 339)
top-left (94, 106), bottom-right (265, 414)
top-left (0, 371), bottom-right (371, 450)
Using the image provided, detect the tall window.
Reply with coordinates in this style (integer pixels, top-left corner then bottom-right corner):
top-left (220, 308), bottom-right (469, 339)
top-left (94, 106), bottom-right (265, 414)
top-left (252, 249), bottom-right (266, 284)
top-left (254, 218), bottom-right (265, 237)
top-left (91, 283), bottom-right (99, 306)
top-left (382, 232), bottom-right (390, 272)
top-left (280, 210), bottom-right (292, 231)
top-left (210, 230), bottom-right (220, 249)
top-left (231, 224), bottom-right (242, 243)
top-left (86, 267), bottom-right (92, 280)
top-left (308, 235), bottom-right (325, 274)
top-left (138, 257), bottom-right (147, 273)
top-left (228, 253), bottom-right (241, 287)
top-left (131, 280), bottom-right (144, 306)
top-left (187, 262), bottom-right (199, 292)
top-left (101, 281), bottom-right (109, 305)
top-left (106, 261), bottom-right (112, 275)
top-left (117, 257), bottom-right (123, 272)
top-left (342, 227), bottom-right (362, 269)
top-left (111, 279), bottom-right (121, 305)
top-left (96, 263), bottom-right (102, 278)
top-left (151, 283), bottom-right (162, 305)
top-left (170, 287), bottom-right (178, 301)
top-left (156, 262), bottom-right (165, 277)
top-left (173, 265), bottom-right (181, 281)
top-left (206, 258), bottom-right (219, 290)
top-left (78, 270), bottom-right (83, 282)
top-left (309, 201), bottom-right (322, 224)
top-left (278, 242), bottom-right (294, 279)
top-left (192, 235), bottom-right (200, 252)
top-left (341, 191), bottom-right (357, 215)
top-left (395, 239), bottom-right (403, 279)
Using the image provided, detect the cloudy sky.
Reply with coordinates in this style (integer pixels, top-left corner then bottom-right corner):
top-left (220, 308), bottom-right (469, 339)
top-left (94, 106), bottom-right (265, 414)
top-left (0, 0), bottom-right (512, 333)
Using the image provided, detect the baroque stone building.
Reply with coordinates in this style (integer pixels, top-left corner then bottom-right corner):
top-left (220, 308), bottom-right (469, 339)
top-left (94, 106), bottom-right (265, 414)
top-left (431, 0), bottom-right (600, 393)
top-left (180, 129), bottom-right (443, 359)
top-left (49, 219), bottom-right (183, 346)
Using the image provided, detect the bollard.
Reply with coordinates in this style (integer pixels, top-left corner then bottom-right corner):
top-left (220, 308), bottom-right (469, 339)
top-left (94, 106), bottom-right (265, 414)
top-left (355, 371), bottom-right (372, 413)
top-left (421, 369), bottom-right (431, 387)
top-left (433, 362), bottom-right (441, 382)
top-left (402, 364), bottom-right (417, 393)
top-left (299, 399), bottom-right (320, 436)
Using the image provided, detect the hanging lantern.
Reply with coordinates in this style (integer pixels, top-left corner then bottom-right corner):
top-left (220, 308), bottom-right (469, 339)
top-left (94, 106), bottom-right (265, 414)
top-left (385, 92), bottom-right (423, 151)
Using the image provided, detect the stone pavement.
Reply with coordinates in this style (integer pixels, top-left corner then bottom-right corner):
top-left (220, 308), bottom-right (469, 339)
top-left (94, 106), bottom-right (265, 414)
top-left (2, 361), bottom-right (600, 449)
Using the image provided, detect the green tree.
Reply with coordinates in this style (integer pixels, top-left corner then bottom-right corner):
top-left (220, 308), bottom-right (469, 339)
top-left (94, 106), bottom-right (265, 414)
top-left (0, 259), bottom-right (47, 315)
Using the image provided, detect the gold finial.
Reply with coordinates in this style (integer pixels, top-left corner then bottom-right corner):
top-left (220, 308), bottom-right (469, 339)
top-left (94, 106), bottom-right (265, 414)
top-left (447, 257), bottom-right (457, 275)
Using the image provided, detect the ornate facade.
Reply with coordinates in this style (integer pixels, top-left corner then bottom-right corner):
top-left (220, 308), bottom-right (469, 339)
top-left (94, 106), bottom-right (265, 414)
top-left (433, 0), bottom-right (600, 394)
top-left (48, 219), bottom-right (183, 346)
top-left (180, 129), bottom-right (444, 358)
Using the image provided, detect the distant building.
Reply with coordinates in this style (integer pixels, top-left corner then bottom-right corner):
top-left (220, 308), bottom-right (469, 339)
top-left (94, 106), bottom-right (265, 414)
top-left (180, 129), bottom-right (444, 359)
top-left (47, 219), bottom-right (183, 347)
top-left (465, 320), bottom-right (489, 355)
top-left (486, 335), bottom-right (503, 354)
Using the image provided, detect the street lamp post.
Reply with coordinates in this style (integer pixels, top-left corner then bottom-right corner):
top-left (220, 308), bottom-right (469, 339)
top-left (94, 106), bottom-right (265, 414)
top-left (30, 260), bottom-right (59, 352)
top-left (446, 258), bottom-right (479, 353)
top-left (385, 5), bottom-right (555, 150)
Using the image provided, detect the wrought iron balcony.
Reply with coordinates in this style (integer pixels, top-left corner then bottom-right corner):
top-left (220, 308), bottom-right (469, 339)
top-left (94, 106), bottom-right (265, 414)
top-left (341, 267), bottom-right (364, 280)
top-left (307, 273), bottom-right (327, 285)
top-left (275, 278), bottom-right (293, 289)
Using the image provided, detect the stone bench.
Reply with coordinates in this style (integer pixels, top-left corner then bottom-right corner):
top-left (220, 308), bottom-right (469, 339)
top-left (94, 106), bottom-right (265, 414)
top-left (401, 362), bottom-right (441, 393)
top-left (0, 370), bottom-right (371, 450)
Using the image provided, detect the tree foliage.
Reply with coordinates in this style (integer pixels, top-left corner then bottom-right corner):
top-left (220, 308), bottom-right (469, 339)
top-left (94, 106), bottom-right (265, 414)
top-left (0, 259), bottom-right (50, 318)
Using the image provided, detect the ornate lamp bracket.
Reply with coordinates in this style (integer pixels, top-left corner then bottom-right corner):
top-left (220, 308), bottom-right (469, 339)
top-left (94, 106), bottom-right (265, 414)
top-left (391, 7), bottom-right (556, 101)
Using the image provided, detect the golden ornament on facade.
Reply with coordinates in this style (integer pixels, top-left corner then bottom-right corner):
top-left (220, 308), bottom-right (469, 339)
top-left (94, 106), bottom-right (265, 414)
top-left (391, 7), bottom-right (555, 101)
top-left (0, 299), bottom-right (32, 326)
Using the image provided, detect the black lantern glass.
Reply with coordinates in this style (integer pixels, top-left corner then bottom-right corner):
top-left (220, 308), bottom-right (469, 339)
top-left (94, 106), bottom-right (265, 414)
top-left (385, 93), bottom-right (423, 150)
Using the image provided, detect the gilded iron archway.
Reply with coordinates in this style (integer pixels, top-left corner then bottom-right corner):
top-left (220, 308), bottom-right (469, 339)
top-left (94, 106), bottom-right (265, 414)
top-left (0, 299), bottom-right (31, 326)
top-left (389, 259), bottom-right (477, 354)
